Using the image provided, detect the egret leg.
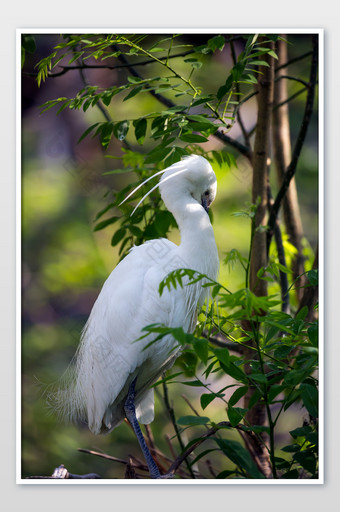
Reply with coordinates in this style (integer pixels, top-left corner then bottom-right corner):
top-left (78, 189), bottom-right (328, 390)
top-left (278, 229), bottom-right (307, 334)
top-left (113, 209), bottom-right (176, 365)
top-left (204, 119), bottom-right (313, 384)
top-left (124, 378), bottom-right (161, 479)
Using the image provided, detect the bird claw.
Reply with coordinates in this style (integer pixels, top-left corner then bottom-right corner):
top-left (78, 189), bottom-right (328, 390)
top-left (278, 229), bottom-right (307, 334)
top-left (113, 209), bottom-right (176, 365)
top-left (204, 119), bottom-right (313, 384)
top-left (157, 472), bottom-right (175, 479)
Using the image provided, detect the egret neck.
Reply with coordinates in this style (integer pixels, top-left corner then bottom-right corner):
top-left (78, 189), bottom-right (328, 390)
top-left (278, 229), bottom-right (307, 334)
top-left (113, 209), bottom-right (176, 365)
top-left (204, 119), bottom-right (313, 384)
top-left (166, 194), bottom-right (219, 281)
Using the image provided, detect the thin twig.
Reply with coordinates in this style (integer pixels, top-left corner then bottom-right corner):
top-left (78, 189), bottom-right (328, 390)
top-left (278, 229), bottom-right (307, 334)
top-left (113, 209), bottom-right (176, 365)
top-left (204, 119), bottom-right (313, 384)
top-left (203, 329), bottom-right (244, 353)
top-left (230, 40), bottom-right (252, 154)
top-left (77, 60), bottom-right (112, 123)
top-left (115, 49), bottom-right (175, 109)
top-left (78, 448), bottom-right (131, 466)
top-left (181, 394), bottom-right (201, 417)
top-left (276, 50), bottom-right (313, 71)
top-left (205, 459), bottom-right (217, 478)
top-left (162, 378), bottom-right (196, 478)
top-left (165, 433), bottom-right (178, 459)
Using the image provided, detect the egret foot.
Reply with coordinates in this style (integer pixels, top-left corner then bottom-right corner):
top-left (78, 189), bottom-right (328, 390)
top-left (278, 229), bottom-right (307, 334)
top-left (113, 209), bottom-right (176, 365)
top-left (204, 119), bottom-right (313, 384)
top-left (124, 378), bottom-right (161, 479)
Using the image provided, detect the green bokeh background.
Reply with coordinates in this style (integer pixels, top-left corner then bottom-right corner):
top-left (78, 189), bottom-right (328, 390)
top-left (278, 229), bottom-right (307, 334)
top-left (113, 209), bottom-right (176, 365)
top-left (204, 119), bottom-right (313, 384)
top-left (21, 33), bottom-right (318, 479)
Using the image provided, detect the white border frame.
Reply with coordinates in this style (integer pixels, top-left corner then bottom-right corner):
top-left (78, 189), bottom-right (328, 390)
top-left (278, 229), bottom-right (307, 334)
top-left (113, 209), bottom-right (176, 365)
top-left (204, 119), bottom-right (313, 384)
top-left (16, 28), bottom-right (324, 485)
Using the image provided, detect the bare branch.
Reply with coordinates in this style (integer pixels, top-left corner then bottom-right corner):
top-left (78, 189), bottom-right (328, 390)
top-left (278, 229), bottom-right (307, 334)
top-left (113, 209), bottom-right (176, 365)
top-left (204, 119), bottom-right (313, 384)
top-left (267, 35), bottom-right (318, 245)
top-left (161, 378), bottom-right (196, 478)
top-left (276, 50), bottom-right (313, 72)
top-left (26, 464), bottom-right (101, 479)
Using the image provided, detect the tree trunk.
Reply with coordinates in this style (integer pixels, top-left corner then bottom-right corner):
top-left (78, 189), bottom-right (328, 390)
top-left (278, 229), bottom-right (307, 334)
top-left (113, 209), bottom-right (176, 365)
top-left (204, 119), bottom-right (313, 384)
top-left (242, 38), bottom-right (275, 478)
top-left (273, 36), bottom-right (306, 300)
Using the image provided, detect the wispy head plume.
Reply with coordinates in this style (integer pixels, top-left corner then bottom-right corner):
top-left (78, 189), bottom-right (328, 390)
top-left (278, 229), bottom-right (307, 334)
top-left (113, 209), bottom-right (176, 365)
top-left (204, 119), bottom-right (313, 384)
top-left (119, 160), bottom-right (190, 216)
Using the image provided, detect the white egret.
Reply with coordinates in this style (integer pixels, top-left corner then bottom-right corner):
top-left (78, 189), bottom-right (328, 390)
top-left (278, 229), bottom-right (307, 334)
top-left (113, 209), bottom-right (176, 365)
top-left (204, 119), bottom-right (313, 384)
top-left (54, 154), bottom-right (219, 478)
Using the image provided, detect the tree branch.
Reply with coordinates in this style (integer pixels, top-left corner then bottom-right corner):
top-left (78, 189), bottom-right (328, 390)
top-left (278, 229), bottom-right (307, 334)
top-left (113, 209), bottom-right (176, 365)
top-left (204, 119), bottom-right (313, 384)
top-left (267, 35), bottom-right (318, 246)
top-left (276, 50), bottom-right (313, 72)
top-left (214, 130), bottom-right (253, 160)
top-left (242, 38), bottom-right (275, 479)
top-left (26, 464), bottom-right (101, 479)
top-left (166, 421), bottom-right (267, 477)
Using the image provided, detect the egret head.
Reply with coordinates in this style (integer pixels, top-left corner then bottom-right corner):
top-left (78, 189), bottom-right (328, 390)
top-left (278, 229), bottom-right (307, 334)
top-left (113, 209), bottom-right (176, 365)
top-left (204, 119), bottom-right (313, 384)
top-left (159, 155), bottom-right (217, 214)
top-left (120, 155), bottom-right (217, 216)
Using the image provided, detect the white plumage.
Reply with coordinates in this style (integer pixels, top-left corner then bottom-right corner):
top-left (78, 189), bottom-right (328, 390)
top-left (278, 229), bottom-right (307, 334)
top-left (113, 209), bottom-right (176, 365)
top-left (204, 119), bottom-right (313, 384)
top-left (54, 155), bottom-right (219, 441)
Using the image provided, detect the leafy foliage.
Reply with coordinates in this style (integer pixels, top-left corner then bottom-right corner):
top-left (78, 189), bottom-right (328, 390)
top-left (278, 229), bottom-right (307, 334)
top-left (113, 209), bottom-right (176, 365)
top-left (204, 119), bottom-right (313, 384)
top-left (141, 254), bottom-right (319, 479)
top-left (30, 32), bottom-right (319, 479)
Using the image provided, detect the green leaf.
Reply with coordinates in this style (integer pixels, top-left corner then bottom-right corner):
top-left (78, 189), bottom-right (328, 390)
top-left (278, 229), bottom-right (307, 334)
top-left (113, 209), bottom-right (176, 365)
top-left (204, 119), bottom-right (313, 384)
top-left (296, 305), bottom-right (309, 320)
top-left (184, 58), bottom-right (202, 69)
top-left (283, 368), bottom-right (310, 387)
top-left (281, 469), bottom-right (299, 479)
top-left (78, 122), bottom-right (101, 143)
top-left (220, 361), bottom-right (247, 384)
top-left (22, 34), bottom-right (36, 54)
top-left (189, 448), bottom-right (218, 467)
top-left (306, 269), bottom-right (318, 286)
top-left (193, 338), bottom-right (209, 364)
top-left (267, 384), bottom-right (284, 403)
top-left (68, 51), bottom-right (84, 64)
top-left (200, 393), bottom-right (218, 410)
top-left (212, 347), bottom-right (230, 366)
top-left (144, 146), bottom-right (172, 164)
top-left (133, 118), bottom-right (147, 145)
top-left (148, 47), bottom-right (166, 53)
top-left (300, 382), bottom-right (318, 417)
top-left (207, 35), bottom-right (225, 52)
top-left (128, 225), bottom-right (143, 237)
top-left (308, 323), bottom-right (318, 347)
top-left (179, 133), bottom-right (209, 143)
top-left (217, 75), bottom-right (233, 99)
top-left (229, 386), bottom-right (248, 406)
top-left (306, 432), bottom-right (318, 445)
top-left (249, 373), bottom-right (267, 384)
top-left (164, 146), bottom-right (188, 167)
top-left (267, 50), bottom-right (278, 59)
top-left (100, 122), bottom-right (114, 148)
top-left (227, 405), bottom-right (247, 427)
top-left (274, 344), bottom-right (294, 359)
top-left (123, 84), bottom-right (144, 102)
top-left (290, 426), bottom-right (313, 439)
top-left (281, 443), bottom-right (300, 453)
top-left (94, 216), bottom-right (119, 231)
top-left (215, 439), bottom-right (264, 478)
top-left (294, 450), bottom-right (317, 474)
top-left (153, 210), bottom-right (174, 235)
top-left (177, 415), bottom-right (210, 426)
top-left (248, 60), bottom-right (270, 67)
top-left (247, 388), bottom-right (262, 409)
top-left (245, 34), bottom-right (258, 50)
top-left (190, 95), bottom-right (215, 107)
top-left (111, 227), bottom-right (127, 246)
top-left (181, 380), bottom-right (204, 387)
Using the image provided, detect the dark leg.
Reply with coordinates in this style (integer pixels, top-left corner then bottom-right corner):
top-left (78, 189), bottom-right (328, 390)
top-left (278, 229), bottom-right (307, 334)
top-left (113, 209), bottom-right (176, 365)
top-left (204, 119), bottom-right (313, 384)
top-left (124, 378), bottom-right (161, 479)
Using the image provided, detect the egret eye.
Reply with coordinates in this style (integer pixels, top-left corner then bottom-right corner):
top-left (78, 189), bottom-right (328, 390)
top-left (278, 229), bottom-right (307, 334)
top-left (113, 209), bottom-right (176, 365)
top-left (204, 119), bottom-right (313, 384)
top-left (204, 190), bottom-right (210, 197)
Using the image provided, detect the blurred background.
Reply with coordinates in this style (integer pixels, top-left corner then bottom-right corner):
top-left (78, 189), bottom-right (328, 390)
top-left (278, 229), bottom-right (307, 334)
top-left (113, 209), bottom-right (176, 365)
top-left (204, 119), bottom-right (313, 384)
top-left (21, 32), bottom-right (318, 479)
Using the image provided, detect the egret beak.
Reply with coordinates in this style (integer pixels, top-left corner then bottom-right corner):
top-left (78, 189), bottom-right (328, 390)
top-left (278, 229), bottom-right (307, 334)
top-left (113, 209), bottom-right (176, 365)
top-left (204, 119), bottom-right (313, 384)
top-left (201, 196), bottom-right (210, 214)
